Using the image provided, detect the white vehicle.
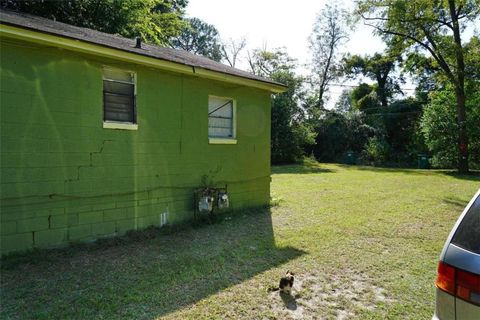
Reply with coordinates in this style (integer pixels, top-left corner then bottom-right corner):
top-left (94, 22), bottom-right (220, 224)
top-left (433, 189), bottom-right (480, 320)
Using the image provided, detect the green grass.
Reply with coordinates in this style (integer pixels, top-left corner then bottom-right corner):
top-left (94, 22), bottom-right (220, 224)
top-left (1, 161), bottom-right (479, 319)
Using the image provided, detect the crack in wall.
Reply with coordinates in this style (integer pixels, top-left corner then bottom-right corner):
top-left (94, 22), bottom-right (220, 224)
top-left (65, 140), bottom-right (113, 182)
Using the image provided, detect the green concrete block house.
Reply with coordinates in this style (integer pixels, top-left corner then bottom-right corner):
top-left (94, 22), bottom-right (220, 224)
top-left (0, 10), bottom-right (285, 255)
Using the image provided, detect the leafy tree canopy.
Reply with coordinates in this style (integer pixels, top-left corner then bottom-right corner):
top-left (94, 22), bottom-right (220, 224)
top-left (170, 17), bottom-right (222, 61)
top-left (351, 83), bottom-right (381, 112)
top-left (334, 89), bottom-right (354, 113)
top-left (1, 0), bottom-right (188, 45)
top-left (247, 47), bottom-right (296, 78)
top-left (248, 47), bottom-right (315, 163)
top-left (342, 53), bottom-right (402, 107)
top-left (356, 0), bottom-right (480, 172)
top-left (421, 84), bottom-right (480, 168)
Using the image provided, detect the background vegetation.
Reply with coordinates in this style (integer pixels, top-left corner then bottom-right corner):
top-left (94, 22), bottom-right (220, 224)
top-left (2, 0), bottom-right (479, 171)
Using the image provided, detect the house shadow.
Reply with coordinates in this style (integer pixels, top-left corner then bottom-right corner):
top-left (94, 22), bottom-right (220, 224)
top-left (0, 208), bottom-right (305, 319)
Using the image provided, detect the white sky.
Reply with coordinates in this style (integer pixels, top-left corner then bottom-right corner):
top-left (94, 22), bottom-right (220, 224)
top-left (186, 0), bottom-right (387, 106)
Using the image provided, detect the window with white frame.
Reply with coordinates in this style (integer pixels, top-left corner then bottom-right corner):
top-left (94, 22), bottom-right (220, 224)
top-left (208, 96), bottom-right (235, 138)
top-left (103, 68), bottom-right (136, 124)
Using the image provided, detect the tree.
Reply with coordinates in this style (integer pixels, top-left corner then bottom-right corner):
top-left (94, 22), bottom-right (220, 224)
top-left (381, 97), bottom-right (425, 163)
top-left (247, 47), bottom-right (296, 77)
top-left (1, 0), bottom-right (188, 46)
top-left (421, 84), bottom-right (480, 169)
top-left (248, 47), bottom-right (315, 163)
top-left (334, 89), bottom-right (354, 113)
top-left (342, 53), bottom-right (401, 108)
top-left (357, 0), bottom-right (480, 172)
top-left (221, 37), bottom-right (246, 68)
top-left (170, 17), bottom-right (222, 61)
top-left (351, 83), bottom-right (381, 112)
top-left (309, 4), bottom-right (350, 108)
top-left (312, 110), bottom-right (375, 162)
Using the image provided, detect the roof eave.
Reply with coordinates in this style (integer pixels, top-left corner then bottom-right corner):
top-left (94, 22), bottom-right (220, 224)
top-left (0, 22), bottom-right (287, 93)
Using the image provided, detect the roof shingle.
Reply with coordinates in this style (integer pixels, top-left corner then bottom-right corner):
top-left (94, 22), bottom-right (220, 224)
top-left (0, 9), bottom-right (285, 91)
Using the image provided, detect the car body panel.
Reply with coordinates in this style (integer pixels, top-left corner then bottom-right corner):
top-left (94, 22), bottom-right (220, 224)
top-left (434, 189), bottom-right (480, 320)
top-left (456, 298), bottom-right (480, 320)
top-left (434, 288), bottom-right (455, 320)
top-left (444, 244), bottom-right (480, 275)
top-left (439, 190), bottom-right (480, 261)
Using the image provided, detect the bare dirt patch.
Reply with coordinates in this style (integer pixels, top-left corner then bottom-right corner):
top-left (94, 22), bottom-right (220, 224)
top-left (268, 269), bottom-right (394, 319)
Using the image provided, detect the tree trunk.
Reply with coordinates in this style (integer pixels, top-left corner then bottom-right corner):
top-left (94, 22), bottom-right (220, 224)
top-left (378, 75), bottom-right (388, 108)
top-left (455, 87), bottom-right (469, 173)
top-left (449, 0), bottom-right (469, 173)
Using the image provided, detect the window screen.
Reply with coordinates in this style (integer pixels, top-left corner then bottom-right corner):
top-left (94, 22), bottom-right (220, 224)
top-left (103, 69), bottom-right (136, 123)
top-left (208, 96), bottom-right (234, 138)
top-left (451, 195), bottom-right (480, 254)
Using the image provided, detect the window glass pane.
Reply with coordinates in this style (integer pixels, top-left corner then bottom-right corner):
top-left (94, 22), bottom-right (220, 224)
top-left (209, 127), bottom-right (233, 138)
top-left (104, 94), bottom-right (135, 122)
top-left (102, 69), bottom-right (135, 124)
top-left (208, 96), bottom-right (233, 138)
top-left (103, 69), bottom-right (134, 83)
top-left (451, 196), bottom-right (480, 254)
top-left (103, 81), bottom-right (134, 96)
top-left (209, 117), bottom-right (232, 129)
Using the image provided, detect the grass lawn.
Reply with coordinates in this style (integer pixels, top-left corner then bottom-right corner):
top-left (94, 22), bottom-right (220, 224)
top-left (1, 162), bottom-right (479, 319)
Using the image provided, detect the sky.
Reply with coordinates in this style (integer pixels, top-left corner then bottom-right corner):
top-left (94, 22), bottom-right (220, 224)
top-left (186, 0), bottom-right (387, 106)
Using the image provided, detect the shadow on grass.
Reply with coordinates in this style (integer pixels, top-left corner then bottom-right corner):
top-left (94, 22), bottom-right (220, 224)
top-left (0, 208), bottom-right (305, 319)
top-left (336, 164), bottom-right (427, 175)
top-left (336, 163), bottom-right (480, 181)
top-left (272, 160), bottom-right (335, 175)
top-left (441, 170), bottom-right (480, 182)
top-left (280, 291), bottom-right (298, 310)
top-left (443, 196), bottom-right (470, 209)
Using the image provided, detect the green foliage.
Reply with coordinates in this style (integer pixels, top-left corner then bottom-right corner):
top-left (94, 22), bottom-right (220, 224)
top-left (464, 35), bottom-right (480, 81)
top-left (351, 83), bottom-right (381, 112)
top-left (342, 53), bottom-right (401, 107)
top-left (356, 0), bottom-right (480, 172)
top-left (169, 17), bottom-right (222, 61)
top-left (1, 0), bottom-right (188, 45)
top-left (248, 48), bottom-right (315, 164)
top-left (270, 70), bottom-right (316, 164)
top-left (334, 89), bottom-right (353, 113)
top-left (324, 88), bottom-right (426, 166)
top-left (247, 47), bottom-right (296, 78)
top-left (362, 136), bottom-right (390, 165)
top-left (380, 98), bottom-right (426, 163)
top-left (421, 85), bottom-right (480, 169)
top-left (312, 110), bottom-right (375, 162)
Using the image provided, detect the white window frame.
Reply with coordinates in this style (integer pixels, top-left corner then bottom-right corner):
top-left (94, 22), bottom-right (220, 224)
top-left (208, 95), bottom-right (237, 144)
top-left (102, 67), bottom-right (138, 130)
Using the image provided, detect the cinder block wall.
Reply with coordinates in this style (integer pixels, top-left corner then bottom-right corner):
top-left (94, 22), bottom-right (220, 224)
top-left (0, 39), bottom-right (272, 255)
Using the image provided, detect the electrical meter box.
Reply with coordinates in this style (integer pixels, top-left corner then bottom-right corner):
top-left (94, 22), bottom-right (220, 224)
top-left (218, 192), bottom-right (229, 209)
top-left (194, 185), bottom-right (228, 221)
top-left (198, 196), bottom-right (214, 213)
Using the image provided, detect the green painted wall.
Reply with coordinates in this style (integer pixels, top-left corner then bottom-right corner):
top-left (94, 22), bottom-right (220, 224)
top-left (0, 38), bottom-right (272, 255)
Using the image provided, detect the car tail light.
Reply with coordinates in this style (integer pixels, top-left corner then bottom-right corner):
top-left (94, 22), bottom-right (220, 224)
top-left (436, 261), bottom-right (480, 306)
top-left (436, 262), bottom-right (456, 294)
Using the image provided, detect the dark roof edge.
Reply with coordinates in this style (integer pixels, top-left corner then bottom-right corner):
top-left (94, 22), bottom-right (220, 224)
top-left (0, 10), bottom-right (287, 93)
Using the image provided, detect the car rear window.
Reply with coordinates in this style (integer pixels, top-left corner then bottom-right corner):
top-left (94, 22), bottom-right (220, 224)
top-left (451, 195), bottom-right (480, 254)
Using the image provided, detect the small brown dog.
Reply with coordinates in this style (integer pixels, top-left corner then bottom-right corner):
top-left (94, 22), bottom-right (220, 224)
top-left (268, 270), bottom-right (295, 294)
